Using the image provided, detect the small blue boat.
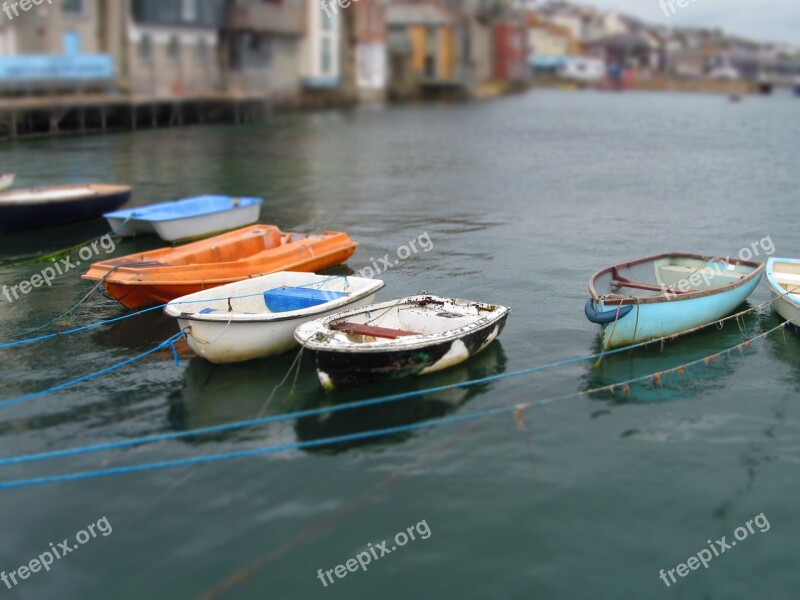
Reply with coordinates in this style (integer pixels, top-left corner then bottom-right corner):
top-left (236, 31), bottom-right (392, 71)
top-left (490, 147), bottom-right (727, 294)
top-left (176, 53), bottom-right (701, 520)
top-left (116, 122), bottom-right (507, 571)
top-left (0, 184), bottom-right (132, 234)
top-left (586, 253), bottom-right (765, 349)
top-left (105, 195), bottom-right (264, 242)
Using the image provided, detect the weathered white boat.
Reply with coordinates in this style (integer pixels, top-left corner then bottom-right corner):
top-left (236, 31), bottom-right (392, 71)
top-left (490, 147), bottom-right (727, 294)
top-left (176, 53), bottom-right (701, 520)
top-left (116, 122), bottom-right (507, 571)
top-left (165, 272), bottom-right (384, 364)
top-left (587, 253), bottom-right (765, 349)
top-left (766, 258), bottom-right (800, 328)
top-left (105, 195), bottom-right (263, 242)
top-left (0, 173), bottom-right (15, 192)
top-left (294, 295), bottom-right (510, 391)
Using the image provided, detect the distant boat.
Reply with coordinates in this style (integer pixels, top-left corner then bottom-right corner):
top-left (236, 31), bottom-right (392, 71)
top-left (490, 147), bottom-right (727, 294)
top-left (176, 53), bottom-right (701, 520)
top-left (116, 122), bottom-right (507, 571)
top-left (295, 295), bottom-right (510, 391)
top-left (0, 173), bottom-right (15, 192)
top-left (766, 258), bottom-right (800, 329)
top-left (165, 272), bottom-right (385, 364)
top-left (105, 195), bottom-right (264, 242)
top-left (586, 253), bottom-right (765, 349)
top-left (83, 225), bottom-right (358, 309)
top-left (0, 184), bottom-right (132, 234)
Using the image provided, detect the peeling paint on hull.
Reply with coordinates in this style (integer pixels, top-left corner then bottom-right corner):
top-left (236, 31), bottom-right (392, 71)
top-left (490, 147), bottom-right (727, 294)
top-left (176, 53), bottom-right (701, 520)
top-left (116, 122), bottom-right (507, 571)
top-left (311, 316), bottom-right (507, 390)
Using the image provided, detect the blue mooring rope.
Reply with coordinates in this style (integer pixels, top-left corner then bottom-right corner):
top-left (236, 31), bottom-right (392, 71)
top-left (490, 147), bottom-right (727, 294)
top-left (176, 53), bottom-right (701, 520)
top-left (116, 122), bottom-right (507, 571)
top-left (0, 314), bottom-right (795, 481)
top-left (0, 277), bottom-right (349, 350)
top-left (0, 332), bottom-right (186, 410)
top-left (0, 315), bottom-right (795, 491)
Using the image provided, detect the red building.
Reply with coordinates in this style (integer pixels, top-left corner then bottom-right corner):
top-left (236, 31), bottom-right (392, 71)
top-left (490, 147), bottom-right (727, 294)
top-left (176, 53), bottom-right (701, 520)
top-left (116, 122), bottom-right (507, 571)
top-left (493, 20), bottom-right (528, 83)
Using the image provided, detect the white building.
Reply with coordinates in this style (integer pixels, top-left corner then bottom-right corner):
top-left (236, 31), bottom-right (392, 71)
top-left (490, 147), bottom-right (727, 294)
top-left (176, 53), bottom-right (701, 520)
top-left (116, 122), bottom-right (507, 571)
top-left (302, 0), bottom-right (342, 89)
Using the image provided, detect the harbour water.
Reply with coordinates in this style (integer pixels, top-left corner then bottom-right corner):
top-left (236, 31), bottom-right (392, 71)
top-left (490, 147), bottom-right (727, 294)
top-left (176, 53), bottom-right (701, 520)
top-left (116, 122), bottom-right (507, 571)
top-left (0, 90), bottom-right (798, 599)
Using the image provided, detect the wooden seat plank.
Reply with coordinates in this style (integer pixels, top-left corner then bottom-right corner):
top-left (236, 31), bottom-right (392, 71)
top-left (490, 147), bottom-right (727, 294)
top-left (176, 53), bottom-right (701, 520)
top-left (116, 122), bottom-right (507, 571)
top-left (331, 322), bottom-right (421, 339)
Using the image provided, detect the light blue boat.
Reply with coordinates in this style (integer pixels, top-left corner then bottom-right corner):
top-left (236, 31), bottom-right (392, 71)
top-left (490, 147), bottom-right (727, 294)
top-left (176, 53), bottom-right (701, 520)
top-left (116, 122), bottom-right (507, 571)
top-left (105, 195), bottom-right (264, 242)
top-left (586, 253), bottom-right (765, 349)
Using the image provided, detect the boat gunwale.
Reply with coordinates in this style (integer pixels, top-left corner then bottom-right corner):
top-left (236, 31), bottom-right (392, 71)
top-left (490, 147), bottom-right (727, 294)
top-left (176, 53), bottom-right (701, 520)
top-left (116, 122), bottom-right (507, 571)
top-left (766, 257), bottom-right (800, 307)
top-left (0, 183), bottom-right (132, 206)
top-left (82, 229), bottom-right (357, 286)
top-left (296, 295), bottom-right (511, 354)
top-left (104, 196), bottom-right (264, 224)
top-left (589, 252), bottom-right (765, 306)
top-left (164, 279), bottom-right (386, 324)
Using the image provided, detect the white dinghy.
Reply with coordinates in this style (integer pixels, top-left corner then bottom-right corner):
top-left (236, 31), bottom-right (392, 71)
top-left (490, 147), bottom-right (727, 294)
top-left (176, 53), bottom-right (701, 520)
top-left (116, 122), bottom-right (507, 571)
top-left (766, 258), bottom-right (800, 328)
top-left (295, 295), bottom-right (510, 391)
top-left (165, 272), bottom-right (385, 364)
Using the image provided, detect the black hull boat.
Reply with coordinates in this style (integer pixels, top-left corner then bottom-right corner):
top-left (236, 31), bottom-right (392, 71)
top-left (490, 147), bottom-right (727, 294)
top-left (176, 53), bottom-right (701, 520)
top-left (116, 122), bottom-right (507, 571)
top-left (0, 184), bottom-right (132, 233)
top-left (295, 295), bottom-right (510, 391)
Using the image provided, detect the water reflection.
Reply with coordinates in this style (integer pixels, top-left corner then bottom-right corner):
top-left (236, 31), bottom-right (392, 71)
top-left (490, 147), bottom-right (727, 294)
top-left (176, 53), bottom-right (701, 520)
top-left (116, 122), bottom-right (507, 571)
top-left (582, 310), bottom-right (762, 404)
top-left (762, 311), bottom-right (800, 385)
top-left (167, 341), bottom-right (507, 453)
top-left (294, 342), bottom-right (508, 454)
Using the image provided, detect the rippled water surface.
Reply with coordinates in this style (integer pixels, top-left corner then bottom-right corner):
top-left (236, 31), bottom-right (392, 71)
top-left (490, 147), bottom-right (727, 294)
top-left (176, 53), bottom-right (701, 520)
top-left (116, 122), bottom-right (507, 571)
top-left (0, 90), bottom-right (798, 599)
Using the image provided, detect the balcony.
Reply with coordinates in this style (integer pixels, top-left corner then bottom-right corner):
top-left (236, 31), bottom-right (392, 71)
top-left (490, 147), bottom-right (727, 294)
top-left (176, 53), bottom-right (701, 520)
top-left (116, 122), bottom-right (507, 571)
top-left (228, 3), bottom-right (306, 36)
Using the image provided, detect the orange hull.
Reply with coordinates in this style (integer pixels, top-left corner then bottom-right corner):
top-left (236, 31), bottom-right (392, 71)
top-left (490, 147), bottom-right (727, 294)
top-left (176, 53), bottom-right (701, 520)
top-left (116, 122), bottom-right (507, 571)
top-left (83, 225), bottom-right (358, 309)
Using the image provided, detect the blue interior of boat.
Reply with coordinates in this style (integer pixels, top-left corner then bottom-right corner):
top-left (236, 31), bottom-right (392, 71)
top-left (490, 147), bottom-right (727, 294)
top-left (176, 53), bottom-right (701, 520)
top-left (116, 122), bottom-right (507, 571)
top-left (104, 196), bottom-right (263, 222)
top-left (264, 287), bottom-right (347, 313)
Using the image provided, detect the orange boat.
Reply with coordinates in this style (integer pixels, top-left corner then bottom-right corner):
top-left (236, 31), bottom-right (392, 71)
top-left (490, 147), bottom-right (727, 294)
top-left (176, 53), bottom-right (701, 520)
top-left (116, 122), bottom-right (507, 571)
top-left (83, 225), bottom-right (358, 309)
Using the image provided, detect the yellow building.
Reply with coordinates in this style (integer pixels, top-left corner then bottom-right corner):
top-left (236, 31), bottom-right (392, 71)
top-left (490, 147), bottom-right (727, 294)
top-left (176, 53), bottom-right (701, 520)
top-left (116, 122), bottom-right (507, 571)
top-left (387, 3), bottom-right (461, 97)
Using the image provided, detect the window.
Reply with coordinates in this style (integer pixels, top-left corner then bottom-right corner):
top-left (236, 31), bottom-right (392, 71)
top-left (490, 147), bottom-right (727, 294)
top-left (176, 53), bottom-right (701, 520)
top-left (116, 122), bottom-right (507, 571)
top-left (322, 10), bottom-right (335, 31)
top-left (180, 0), bottom-right (197, 23)
top-left (322, 38), bottom-right (333, 75)
top-left (63, 0), bottom-right (84, 13)
top-left (197, 37), bottom-right (208, 64)
top-left (140, 34), bottom-right (153, 64)
top-left (168, 34), bottom-right (181, 66)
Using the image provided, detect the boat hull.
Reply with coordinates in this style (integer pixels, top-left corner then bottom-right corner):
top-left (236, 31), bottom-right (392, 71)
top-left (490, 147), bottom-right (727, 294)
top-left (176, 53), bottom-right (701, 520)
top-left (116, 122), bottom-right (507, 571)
top-left (309, 313), bottom-right (508, 391)
top-left (107, 197), bottom-right (263, 242)
top-left (0, 186), bottom-right (131, 233)
top-left (595, 275), bottom-right (762, 349)
top-left (766, 258), bottom-right (800, 329)
top-left (90, 231), bottom-right (358, 309)
top-left (178, 293), bottom-right (379, 364)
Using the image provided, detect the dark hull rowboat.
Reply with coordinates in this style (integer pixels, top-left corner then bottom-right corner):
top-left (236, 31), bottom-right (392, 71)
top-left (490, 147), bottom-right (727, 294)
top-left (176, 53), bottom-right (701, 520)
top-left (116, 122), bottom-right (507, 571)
top-left (0, 184), bottom-right (132, 233)
top-left (295, 295), bottom-right (510, 391)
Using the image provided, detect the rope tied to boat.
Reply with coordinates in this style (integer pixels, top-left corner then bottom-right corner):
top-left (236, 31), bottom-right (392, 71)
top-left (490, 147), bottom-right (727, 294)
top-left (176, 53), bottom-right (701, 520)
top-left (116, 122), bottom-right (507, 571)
top-left (0, 314), bottom-right (795, 490)
top-left (0, 331), bottom-right (186, 410)
top-left (0, 276), bottom-right (353, 350)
